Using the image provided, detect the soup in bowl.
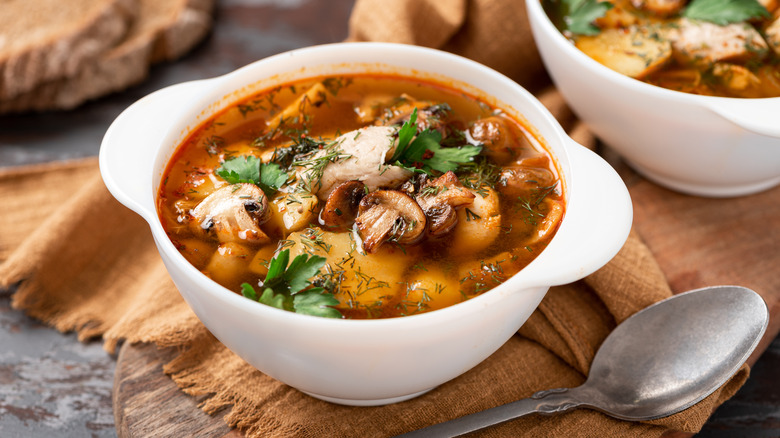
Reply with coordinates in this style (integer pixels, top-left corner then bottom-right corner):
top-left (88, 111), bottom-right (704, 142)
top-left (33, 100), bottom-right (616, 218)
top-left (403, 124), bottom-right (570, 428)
top-left (527, 0), bottom-right (780, 197)
top-left (100, 42), bottom-right (631, 405)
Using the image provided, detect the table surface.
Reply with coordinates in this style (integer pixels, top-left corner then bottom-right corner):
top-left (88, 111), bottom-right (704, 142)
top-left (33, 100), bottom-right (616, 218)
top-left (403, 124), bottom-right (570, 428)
top-left (0, 0), bottom-right (778, 436)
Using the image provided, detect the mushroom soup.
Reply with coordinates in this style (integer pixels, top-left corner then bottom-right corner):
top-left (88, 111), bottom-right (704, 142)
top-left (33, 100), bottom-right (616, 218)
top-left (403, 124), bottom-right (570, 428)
top-left (544, 0), bottom-right (780, 97)
top-left (157, 74), bottom-right (564, 319)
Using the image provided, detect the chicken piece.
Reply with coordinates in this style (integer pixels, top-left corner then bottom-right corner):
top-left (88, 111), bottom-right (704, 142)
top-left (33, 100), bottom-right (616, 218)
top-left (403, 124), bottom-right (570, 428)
top-left (765, 15), bottom-right (780, 56)
top-left (630, 0), bottom-right (686, 16)
top-left (190, 183), bottom-right (271, 245)
top-left (576, 27), bottom-right (673, 79)
top-left (297, 126), bottom-right (413, 200)
top-left (670, 19), bottom-right (768, 67)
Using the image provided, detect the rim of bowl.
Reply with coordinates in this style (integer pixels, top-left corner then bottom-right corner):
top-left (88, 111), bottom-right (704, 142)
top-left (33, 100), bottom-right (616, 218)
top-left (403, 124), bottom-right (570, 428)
top-left (151, 42), bottom-right (575, 329)
top-left (526, 0), bottom-right (780, 105)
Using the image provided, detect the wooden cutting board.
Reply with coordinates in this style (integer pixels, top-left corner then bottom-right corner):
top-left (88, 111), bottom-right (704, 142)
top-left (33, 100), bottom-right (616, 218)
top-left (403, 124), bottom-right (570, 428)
top-left (113, 162), bottom-right (780, 437)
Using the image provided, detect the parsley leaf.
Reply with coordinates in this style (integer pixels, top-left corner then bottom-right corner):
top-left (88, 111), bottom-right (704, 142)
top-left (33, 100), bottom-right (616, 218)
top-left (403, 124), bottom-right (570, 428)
top-left (217, 155), bottom-right (260, 185)
top-left (424, 142), bottom-right (482, 173)
top-left (562, 0), bottom-right (613, 35)
top-left (683, 0), bottom-right (769, 25)
top-left (241, 249), bottom-right (342, 318)
top-left (258, 162), bottom-right (288, 197)
top-left (293, 290), bottom-right (342, 318)
top-left (216, 155), bottom-right (289, 197)
top-left (390, 108), bottom-right (419, 162)
top-left (390, 108), bottom-right (482, 174)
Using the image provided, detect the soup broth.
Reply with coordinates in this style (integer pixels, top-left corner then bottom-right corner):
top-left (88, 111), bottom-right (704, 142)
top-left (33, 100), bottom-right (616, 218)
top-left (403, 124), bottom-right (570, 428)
top-left (544, 0), bottom-right (780, 98)
top-left (157, 74), bottom-right (564, 319)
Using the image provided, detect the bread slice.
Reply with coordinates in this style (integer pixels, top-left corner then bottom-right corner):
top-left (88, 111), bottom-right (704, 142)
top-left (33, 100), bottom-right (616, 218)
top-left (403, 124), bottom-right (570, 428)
top-left (0, 0), bottom-right (139, 100)
top-left (0, 0), bottom-right (214, 113)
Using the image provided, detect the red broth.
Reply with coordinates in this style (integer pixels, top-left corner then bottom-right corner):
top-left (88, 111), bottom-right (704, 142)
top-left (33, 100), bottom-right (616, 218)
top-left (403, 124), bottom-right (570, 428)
top-left (157, 74), bottom-right (564, 319)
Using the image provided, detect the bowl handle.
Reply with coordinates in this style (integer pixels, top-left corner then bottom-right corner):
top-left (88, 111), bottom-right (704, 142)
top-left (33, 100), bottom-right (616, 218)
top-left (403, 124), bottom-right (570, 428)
top-left (703, 98), bottom-right (780, 139)
top-left (521, 139), bottom-right (633, 287)
top-left (99, 80), bottom-right (206, 222)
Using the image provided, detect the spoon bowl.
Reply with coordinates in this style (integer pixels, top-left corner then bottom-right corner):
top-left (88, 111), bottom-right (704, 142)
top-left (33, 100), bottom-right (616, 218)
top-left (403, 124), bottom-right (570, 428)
top-left (399, 285), bottom-right (769, 437)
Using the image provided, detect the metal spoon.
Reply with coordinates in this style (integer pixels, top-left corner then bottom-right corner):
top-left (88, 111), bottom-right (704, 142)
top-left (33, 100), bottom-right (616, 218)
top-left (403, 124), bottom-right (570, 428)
top-left (398, 285), bottom-right (768, 437)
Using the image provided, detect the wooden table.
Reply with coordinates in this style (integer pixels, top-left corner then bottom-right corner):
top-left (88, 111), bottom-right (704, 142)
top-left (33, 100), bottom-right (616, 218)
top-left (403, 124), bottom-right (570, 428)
top-left (0, 0), bottom-right (778, 436)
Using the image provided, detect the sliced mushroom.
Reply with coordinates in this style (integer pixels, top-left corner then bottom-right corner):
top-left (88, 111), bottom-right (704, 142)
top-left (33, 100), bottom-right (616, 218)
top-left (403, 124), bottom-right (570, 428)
top-left (496, 166), bottom-right (556, 199)
top-left (467, 117), bottom-right (519, 164)
top-left (320, 180), bottom-right (368, 228)
top-left (379, 97), bottom-right (452, 136)
top-left (190, 183), bottom-right (271, 244)
top-left (355, 190), bottom-right (426, 253)
top-left (414, 171), bottom-right (476, 237)
top-left (524, 199), bottom-right (565, 246)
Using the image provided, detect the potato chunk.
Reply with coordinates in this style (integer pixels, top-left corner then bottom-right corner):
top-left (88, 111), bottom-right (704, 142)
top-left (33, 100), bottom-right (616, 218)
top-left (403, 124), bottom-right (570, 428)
top-left (284, 228), bottom-right (411, 313)
top-left (204, 242), bottom-right (253, 291)
top-left (450, 187), bottom-right (502, 255)
top-left (458, 252), bottom-right (517, 298)
top-left (267, 191), bottom-right (319, 236)
top-left (401, 266), bottom-right (463, 314)
top-left (595, 0), bottom-right (642, 29)
top-left (576, 27), bottom-right (672, 78)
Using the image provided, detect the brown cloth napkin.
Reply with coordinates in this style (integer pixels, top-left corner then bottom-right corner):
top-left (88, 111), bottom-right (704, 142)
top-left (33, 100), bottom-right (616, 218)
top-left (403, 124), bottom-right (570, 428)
top-left (0, 0), bottom-right (753, 436)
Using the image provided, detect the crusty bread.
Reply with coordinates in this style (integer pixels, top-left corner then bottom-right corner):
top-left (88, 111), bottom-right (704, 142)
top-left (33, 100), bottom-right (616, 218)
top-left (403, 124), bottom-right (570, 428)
top-left (0, 0), bottom-right (139, 100)
top-left (0, 0), bottom-right (214, 113)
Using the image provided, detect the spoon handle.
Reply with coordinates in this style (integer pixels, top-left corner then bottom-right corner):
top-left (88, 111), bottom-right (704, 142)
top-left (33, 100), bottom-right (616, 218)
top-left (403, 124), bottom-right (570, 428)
top-left (395, 387), bottom-right (582, 438)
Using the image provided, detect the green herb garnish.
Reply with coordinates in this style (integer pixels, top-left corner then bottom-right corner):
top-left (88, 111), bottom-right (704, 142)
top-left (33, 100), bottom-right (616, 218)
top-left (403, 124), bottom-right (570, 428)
top-left (390, 108), bottom-right (482, 174)
top-left (562, 0), bottom-right (613, 36)
top-left (216, 155), bottom-right (289, 197)
top-left (241, 249), bottom-right (342, 318)
top-left (683, 0), bottom-right (769, 25)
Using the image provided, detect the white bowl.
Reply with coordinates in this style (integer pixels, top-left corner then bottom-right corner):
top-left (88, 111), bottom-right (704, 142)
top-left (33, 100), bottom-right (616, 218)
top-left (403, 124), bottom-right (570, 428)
top-left (526, 0), bottom-right (780, 197)
top-left (99, 42), bottom-right (631, 406)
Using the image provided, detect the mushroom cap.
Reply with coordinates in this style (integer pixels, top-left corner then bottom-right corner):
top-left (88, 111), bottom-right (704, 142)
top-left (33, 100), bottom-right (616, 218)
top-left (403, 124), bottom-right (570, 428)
top-left (414, 171), bottom-right (475, 237)
top-left (190, 183), bottom-right (271, 244)
top-left (320, 180), bottom-right (367, 228)
top-left (467, 116), bottom-right (525, 165)
top-left (355, 190), bottom-right (426, 253)
top-left (496, 166), bottom-right (555, 198)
